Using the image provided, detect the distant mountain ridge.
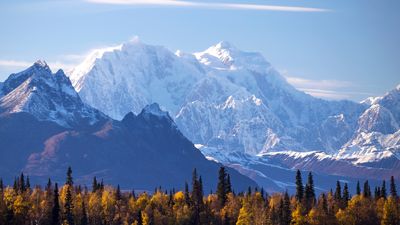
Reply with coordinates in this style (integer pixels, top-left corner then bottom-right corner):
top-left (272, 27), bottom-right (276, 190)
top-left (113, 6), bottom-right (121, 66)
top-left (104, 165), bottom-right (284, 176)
top-left (67, 39), bottom-right (400, 188)
top-left (0, 62), bottom-right (256, 191)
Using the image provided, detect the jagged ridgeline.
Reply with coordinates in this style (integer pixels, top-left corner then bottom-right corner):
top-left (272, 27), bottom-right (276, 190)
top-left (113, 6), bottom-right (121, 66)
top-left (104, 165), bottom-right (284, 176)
top-left (67, 39), bottom-right (400, 189)
top-left (0, 61), bottom-right (256, 192)
top-left (0, 168), bottom-right (398, 225)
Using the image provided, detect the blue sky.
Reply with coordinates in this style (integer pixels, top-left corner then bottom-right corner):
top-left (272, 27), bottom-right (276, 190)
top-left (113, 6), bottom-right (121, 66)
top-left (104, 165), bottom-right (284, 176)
top-left (0, 0), bottom-right (399, 101)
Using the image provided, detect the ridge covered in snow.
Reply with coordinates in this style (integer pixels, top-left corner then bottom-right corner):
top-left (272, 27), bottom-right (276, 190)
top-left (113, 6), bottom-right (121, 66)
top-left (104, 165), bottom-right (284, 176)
top-left (0, 60), bottom-right (106, 127)
top-left (68, 39), bottom-right (399, 178)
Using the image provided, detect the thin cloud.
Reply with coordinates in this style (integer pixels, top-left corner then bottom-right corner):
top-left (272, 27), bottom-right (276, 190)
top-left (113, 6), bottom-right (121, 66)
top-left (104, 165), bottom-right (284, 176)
top-left (85, 0), bottom-right (328, 12)
top-left (281, 72), bottom-right (375, 100)
top-left (0, 60), bottom-right (32, 68)
top-left (0, 59), bottom-right (76, 72)
top-left (285, 76), bottom-right (353, 90)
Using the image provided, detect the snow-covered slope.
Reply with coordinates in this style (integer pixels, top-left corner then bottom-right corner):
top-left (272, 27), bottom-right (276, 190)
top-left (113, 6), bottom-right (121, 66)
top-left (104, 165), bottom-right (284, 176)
top-left (0, 60), bottom-right (106, 127)
top-left (69, 38), bottom-right (204, 119)
top-left (338, 85), bottom-right (400, 163)
top-left (68, 39), bottom-right (399, 182)
top-left (69, 39), bottom-right (364, 156)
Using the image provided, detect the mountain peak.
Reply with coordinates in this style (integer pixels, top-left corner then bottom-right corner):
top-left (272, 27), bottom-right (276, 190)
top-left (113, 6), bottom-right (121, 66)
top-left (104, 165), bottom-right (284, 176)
top-left (142, 103), bottom-right (169, 118)
top-left (33, 60), bottom-right (51, 72)
top-left (214, 41), bottom-right (236, 51)
top-left (0, 62), bottom-right (106, 127)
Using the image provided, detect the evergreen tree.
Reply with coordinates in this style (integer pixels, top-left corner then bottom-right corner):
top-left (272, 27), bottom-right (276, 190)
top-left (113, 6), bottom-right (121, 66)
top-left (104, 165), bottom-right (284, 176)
top-left (66, 166), bottom-right (73, 186)
top-left (226, 174), bottom-right (232, 194)
top-left (363, 180), bottom-right (371, 198)
top-left (191, 169), bottom-right (203, 225)
top-left (304, 172), bottom-right (316, 211)
top-left (260, 187), bottom-right (265, 200)
top-left (26, 176), bottom-right (30, 190)
top-left (13, 177), bottom-right (17, 192)
top-left (356, 181), bottom-right (361, 195)
top-left (19, 173), bottom-right (25, 192)
top-left (46, 178), bottom-right (52, 192)
top-left (199, 176), bottom-right (203, 197)
top-left (64, 168), bottom-right (74, 225)
top-left (184, 181), bottom-right (191, 206)
top-left (342, 183), bottom-right (349, 207)
top-left (100, 179), bottom-right (104, 191)
top-left (334, 181), bottom-right (342, 203)
top-left (390, 176), bottom-right (397, 198)
top-left (247, 186), bottom-right (252, 196)
top-left (52, 183), bottom-right (60, 225)
top-left (295, 170), bottom-right (304, 202)
top-left (115, 184), bottom-right (122, 201)
top-left (92, 177), bottom-right (98, 193)
top-left (381, 180), bottom-right (387, 199)
top-left (217, 166), bottom-right (228, 207)
top-left (320, 193), bottom-right (328, 214)
top-left (374, 187), bottom-right (381, 200)
top-left (0, 178), bottom-right (3, 192)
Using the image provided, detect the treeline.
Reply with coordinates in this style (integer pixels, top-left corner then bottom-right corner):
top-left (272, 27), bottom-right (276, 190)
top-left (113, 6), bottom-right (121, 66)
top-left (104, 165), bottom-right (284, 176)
top-left (0, 167), bottom-right (399, 225)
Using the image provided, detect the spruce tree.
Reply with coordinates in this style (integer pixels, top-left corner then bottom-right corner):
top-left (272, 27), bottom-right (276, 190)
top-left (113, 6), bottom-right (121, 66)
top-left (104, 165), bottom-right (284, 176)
top-left (363, 180), bottom-right (371, 198)
top-left (191, 169), bottom-right (203, 225)
top-left (334, 181), bottom-right (342, 207)
top-left (46, 178), bottom-right (52, 192)
top-left (342, 183), bottom-right (349, 207)
top-left (381, 180), bottom-right (387, 199)
top-left (64, 168), bottom-right (74, 225)
top-left (390, 176), bottom-right (397, 198)
top-left (66, 166), bottom-right (73, 186)
top-left (19, 173), bottom-right (25, 193)
top-left (320, 193), bottom-right (328, 214)
top-left (52, 183), bottom-right (60, 225)
top-left (295, 170), bottom-right (304, 202)
top-left (217, 167), bottom-right (228, 207)
top-left (13, 177), bottom-right (17, 192)
top-left (305, 172), bottom-right (316, 211)
top-left (226, 174), bottom-right (232, 194)
top-left (374, 187), bottom-right (381, 200)
top-left (115, 184), bottom-right (122, 201)
top-left (92, 177), bottom-right (98, 193)
top-left (184, 181), bottom-right (191, 206)
top-left (247, 186), bottom-right (252, 196)
top-left (356, 181), bottom-right (361, 195)
top-left (26, 176), bottom-right (30, 190)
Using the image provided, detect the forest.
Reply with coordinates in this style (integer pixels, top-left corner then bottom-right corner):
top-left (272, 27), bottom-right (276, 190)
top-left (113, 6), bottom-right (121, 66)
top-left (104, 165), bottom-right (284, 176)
top-left (0, 167), bottom-right (399, 225)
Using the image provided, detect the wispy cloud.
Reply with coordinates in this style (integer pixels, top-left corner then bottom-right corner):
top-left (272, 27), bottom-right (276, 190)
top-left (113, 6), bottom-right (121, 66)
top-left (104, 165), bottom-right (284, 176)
top-left (285, 76), bottom-right (353, 90)
top-left (0, 59), bottom-right (76, 72)
top-left (281, 72), bottom-right (375, 100)
top-left (85, 0), bottom-right (328, 12)
top-left (0, 60), bottom-right (32, 68)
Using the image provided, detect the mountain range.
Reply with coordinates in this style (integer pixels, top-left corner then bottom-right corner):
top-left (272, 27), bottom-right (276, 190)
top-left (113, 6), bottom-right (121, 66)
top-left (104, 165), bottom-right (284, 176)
top-left (0, 39), bottom-right (398, 193)
top-left (0, 61), bottom-right (256, 191)
top-left (67, 39), bottom-right (400, 190)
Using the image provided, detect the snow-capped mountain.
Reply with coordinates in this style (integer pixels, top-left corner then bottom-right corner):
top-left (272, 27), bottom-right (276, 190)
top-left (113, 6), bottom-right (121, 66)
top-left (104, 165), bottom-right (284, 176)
top-left (69, 39), bottom-right (364, 156)
top-left (0, 60), bottom-right (106, 128)
top-left (338, 85), bottom-right (400, 164)
top-left (0, 62), bottom-right (256, 191)
top-left (69, 38), bottom-right (204, 119)
top-left (68, 39), bottom-right (399, 185)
